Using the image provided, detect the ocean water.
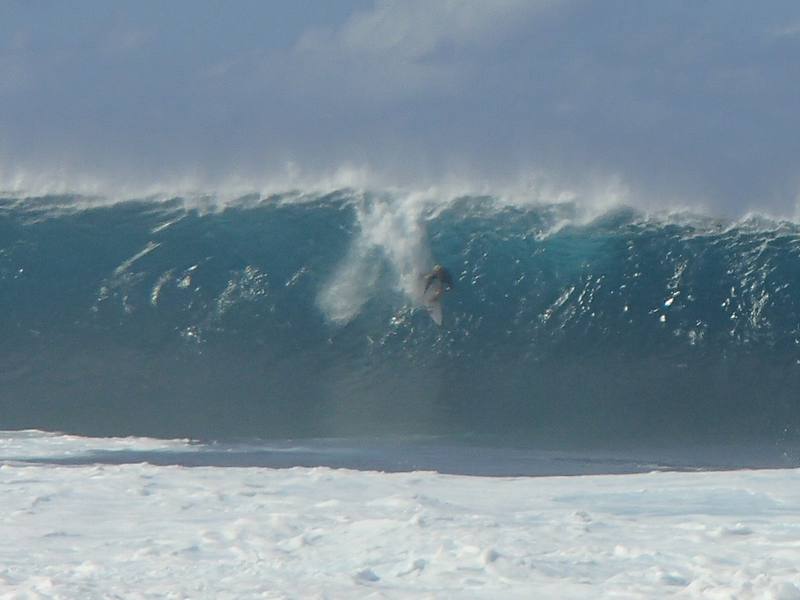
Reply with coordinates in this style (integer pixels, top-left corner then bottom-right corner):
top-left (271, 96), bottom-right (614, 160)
top-left (4, 192), bottom-right (800, 597)
top-left (2, 190), bottom-right (799, 468)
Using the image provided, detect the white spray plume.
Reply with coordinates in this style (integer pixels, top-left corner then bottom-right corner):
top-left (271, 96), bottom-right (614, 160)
top-left (317, 192), bottom-right (434, 325)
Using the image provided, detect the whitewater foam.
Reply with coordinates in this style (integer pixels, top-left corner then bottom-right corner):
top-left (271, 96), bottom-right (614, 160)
top-left (319, 193), bottom-right (435, 324)
top-left (1, 431), bottom-right (799, 599)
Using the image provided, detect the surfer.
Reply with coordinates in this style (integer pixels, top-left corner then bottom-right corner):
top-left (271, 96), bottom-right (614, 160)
top-left (423, 264), bottom-right (454, 302)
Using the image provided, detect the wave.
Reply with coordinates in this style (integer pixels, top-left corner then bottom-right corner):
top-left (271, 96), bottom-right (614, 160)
top-left (1, 191), bottom-right (800, 447)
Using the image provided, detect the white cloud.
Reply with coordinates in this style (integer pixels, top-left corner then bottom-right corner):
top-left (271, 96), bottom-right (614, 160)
top-left (103, 26), bottom-right (154, 54)
top-left (286, 0), bottom-right (559, 100)
top-left (2, 1), bottom-right (800, 217)
top-left (0, 55), bottom-right (31, 94)
top-left (323, 0), bottom-right (551, 58)
top-left (772, 22), bottom-right (800, 38)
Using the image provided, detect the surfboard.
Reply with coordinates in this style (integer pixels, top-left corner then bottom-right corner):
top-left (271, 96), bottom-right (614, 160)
top-left (426, 298), bottom-right (443, 326)
top-left (422, 280), bottom-right (444, 326)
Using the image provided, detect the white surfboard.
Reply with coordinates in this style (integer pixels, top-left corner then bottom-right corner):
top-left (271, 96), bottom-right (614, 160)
top-left (422, 280), bottom-right (444, 326)
top-left (426, 298), bottom-right (443, 326)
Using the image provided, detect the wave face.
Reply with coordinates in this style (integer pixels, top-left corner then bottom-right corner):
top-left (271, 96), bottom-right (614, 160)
top-left (2, 192), bottom-right (800, 446)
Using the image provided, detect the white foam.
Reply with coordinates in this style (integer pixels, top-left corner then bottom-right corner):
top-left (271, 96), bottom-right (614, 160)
top-left (0, 160), bottom-right (618, 218)
top-left (0, 429), bottom-right (193, 461)
top-left (1, 431), bottom-right (799, 598)
top-left (318, 193), bottom-right (434, 324)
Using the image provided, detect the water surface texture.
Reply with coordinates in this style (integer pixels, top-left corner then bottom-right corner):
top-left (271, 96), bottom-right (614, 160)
top-left (2, 192), bottom-right (799, 450)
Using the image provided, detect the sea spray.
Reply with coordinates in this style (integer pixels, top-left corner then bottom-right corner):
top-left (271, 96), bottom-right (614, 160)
top-left (318, 193), bottom-right (434, 324)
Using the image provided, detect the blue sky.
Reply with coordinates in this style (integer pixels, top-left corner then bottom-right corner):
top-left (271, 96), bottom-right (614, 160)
top-left (2, 0), bottom-right (800, 216)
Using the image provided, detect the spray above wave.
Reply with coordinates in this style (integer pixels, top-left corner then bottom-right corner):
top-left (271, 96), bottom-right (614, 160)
top-left (1, 190), bottom-right (799, 447)
top-left (317, 193), bottom-right (434, 324)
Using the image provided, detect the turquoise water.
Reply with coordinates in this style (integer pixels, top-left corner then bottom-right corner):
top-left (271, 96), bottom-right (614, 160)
top-left (1, 192), bottom-right (799, 453)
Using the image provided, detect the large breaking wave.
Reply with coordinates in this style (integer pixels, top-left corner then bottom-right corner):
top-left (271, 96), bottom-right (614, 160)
top-left (2, 191), bottom-right (799, 447)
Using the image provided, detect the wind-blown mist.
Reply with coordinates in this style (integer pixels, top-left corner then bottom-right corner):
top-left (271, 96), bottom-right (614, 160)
top-left (2, 1), bottom-right (800, 216)
top-left (318, 196), bottom-right (432, 324)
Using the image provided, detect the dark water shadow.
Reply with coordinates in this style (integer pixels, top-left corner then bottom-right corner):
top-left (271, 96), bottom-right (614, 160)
top-left (7, 436), bottom-right (799, 477)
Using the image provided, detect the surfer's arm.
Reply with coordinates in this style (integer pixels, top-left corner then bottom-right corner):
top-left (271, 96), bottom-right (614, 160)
top-left (423, 273), bottom-right (435, 293)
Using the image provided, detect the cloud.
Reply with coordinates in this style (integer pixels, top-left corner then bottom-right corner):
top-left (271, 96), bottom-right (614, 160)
top-left (103, 26), bottom-right (155, 54)
top-left (297, 0), bottom-right (555, 63)
top-left (772, 22), bottom-right (800, 38)
top-left (1, 1), bottom-right (800, 217)
top-left (269, 0), bottom-right (561, 106)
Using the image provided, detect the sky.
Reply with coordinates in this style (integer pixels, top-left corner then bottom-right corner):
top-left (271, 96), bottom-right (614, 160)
top-left (1, 0), bottom-right (800, 216)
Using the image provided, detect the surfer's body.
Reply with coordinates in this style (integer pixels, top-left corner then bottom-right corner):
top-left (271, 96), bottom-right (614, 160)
top-left (421, 265), bottom-right (453, 326)
top-left (423, 265), bottom-right (454, 302)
